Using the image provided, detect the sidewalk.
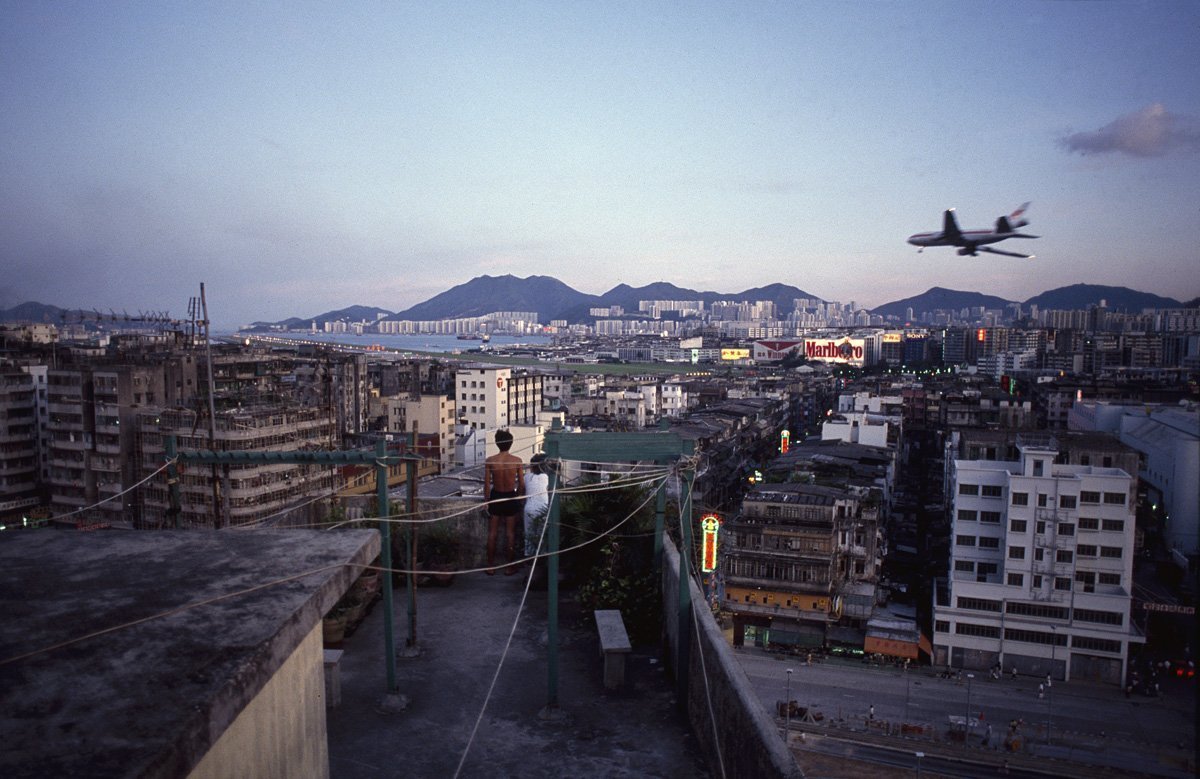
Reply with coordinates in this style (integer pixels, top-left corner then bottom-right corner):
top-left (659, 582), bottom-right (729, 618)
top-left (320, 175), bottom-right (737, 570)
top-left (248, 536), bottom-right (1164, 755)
top-left (325, 569), bottom-right (711, 778)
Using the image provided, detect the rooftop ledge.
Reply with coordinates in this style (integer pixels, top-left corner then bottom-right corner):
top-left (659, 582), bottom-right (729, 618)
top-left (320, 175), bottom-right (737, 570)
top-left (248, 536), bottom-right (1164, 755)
top-left (0, 528), bottom-right (378, 778)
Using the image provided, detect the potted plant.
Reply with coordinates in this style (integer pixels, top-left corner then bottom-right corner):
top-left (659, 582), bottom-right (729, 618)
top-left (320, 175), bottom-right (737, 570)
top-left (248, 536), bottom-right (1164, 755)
top-left (419, 522), bottom-right (461, 586)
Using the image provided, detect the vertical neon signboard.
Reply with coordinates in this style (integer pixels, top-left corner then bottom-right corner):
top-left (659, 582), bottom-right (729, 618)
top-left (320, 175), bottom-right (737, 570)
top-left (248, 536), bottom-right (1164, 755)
top-left (700, 514), bottom-right (721, 573)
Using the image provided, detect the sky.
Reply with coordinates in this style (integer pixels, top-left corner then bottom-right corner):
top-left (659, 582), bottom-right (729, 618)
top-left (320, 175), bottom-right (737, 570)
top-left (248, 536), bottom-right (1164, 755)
top-left (2, 1), bottom-right (1198, 328)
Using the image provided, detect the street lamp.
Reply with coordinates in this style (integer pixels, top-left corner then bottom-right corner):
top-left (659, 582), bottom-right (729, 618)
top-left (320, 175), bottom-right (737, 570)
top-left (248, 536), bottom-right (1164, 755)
top-left (784, 668), bottom-right (794, 736)
top-left (964, 673), bottom-right (975, 740)
top-left (915, 751), bottom-right (924, 778)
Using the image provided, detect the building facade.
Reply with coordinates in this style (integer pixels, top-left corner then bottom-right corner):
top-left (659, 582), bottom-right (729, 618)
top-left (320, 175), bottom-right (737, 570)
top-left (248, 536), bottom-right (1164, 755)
top-left (933, 437), bottom-right (1142, 685)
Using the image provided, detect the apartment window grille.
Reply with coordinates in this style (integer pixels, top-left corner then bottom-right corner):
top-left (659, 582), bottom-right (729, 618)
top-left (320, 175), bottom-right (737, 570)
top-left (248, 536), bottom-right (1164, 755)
top-left (1074, 608), bottom-right (1122, 626)
top-left (959, 483), bottom-right (979, 496)
top-left (1079, 517), bottom-right (1099, 530)
top-left (1100, 546), bottom-right (1123, 559)
top-left (1008, 545), bottom-right (1025, 560)
top-left (1072, 636), bottom-right (1121, 653)
top-left (957, 597), bottom-right (1002, 612)
top-left (955, 622), bottom-right (1001, 638)
top-left (956, 535), bottom-right (977, 547)
top-left (1006, 572), bottom-right (1024, 586)
top-left (1011, 492), bottom-right (1029, 506)
top-left (1080, 491), bottom-right (1100, 504)
top-left (1103, 492), bottom-right (1126, 505)
top-left (1101, 519), bottom-right (1125, 532)
top-left (980, 511), bottom-right (1001, 524)
top-left (1060, 495), bottom-right (1077, 509)
top-left (1006, 602), bottom-right (1068, 620)
top-left (1098, 572), bottom-right (1121, 585)
top-left (1010, 519), bottom-right (1027, 533)
top-left (982, 485), bottom-right (1003, 498)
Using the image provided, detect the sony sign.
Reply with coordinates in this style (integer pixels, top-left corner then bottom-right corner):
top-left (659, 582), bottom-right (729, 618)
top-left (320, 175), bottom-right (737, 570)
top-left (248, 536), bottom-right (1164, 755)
top-left (804, 337), bottom-right (865, 365)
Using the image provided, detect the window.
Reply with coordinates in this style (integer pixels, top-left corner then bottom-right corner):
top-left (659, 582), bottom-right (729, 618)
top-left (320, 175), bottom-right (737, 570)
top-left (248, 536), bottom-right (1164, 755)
top-left (1060, 495), bottom-right (1077, 509)
top-left (1037, 493), bottom-right (1048, 507)
top-left (1072, 636), bottom-right (1121, 653)
top-left (979, 536), bottom-right (1000, 549)
top-left (1033, 575), bottom-right (1043, 588)
top-left (1011, 492), bottom-right (1029, 506)
top-left (1098, 572), bottom-right (1121, 585)
top-left (955, 622), bottom-right (1001, 638)
top-left (1005, 601), bottom-right (1069, 619)
top-left (1008, 545), bottom-right (1025, 560)
top-left (959, 483), bottom-right (979, 496)
top-left (1007, 572), bottom-right (1024, 586)
top-left (1079, 517), bottom-right (1099, 530)
top-left (954, 560), bottom-right (975, 572)
top-left (1103, 492), bottom-right (1126, 505)
top-left (1058, 523), bottom-right (1074, 536)
top-left (1100, 546), bottom-right (1123, 559)
top-left (1056, 549), bottom-right (1073, 563)
top-left (1074, 608), bottom-right (1122, 626)
top-left (1077, 544), bottom-right (1098, 557)
top-left (978, 562), bottom-right (998, 576)
top-left (1005, 627), bottom-right (1067, 646)
top-left (980, 511), bottom-right (1001, 524)
top-left (1102, 519), bottom-right (1125, 532)
top-left (1055, 577), bottom-right (1072, 591)
top-left (956, 597), bottom-right (1002, 612)
top-left (1033, 460), bottom-right (1044, 477)
top-left (1010, 519), bottom-right (1027, 533)
top-left (935, 620), bottom-right (950, 634)
top-left (982, 485), bottom-right (1003, 498)
top-left (1080, 491), bottom-right (1100, 504)
top-left (956, 535), bottom-right (977, 547)
top-left (958, 509), bottom-right (978, 522)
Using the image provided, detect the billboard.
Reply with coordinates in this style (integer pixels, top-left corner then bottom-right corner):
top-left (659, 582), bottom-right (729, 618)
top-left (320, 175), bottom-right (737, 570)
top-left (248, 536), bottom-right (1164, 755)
top-left (721, 348), bottom-right (751, 361)
top-left (752, 339), bottom-right (804, 362)
top-left (804, 337), bottom-right (865, 366)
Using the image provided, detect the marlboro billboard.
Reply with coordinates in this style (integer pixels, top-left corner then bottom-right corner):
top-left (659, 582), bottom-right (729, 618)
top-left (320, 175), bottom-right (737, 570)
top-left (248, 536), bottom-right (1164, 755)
top-left (804, 337), bottom-right (865, 366)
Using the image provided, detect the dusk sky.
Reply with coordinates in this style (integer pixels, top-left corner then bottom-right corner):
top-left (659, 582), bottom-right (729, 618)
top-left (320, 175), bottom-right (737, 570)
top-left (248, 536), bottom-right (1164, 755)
top-left (3, 1), bottom-right (1198, 327)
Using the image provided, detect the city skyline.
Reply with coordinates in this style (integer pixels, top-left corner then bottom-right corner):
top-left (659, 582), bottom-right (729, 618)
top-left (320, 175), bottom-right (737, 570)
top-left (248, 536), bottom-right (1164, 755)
top-left (3, 2), bottom-right (1199, 325)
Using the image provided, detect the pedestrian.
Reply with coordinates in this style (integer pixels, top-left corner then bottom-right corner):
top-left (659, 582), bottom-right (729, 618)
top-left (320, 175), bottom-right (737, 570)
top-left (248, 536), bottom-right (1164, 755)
top-left (1011, 666), bottom-right (1017, 680)
top-left (983, 723), bottom-right (992, 747)
top-left (522, 453), bottom-right (550, 557)
top-left (1038, 683), bottom-right (1044, 700)
top-left (868, 704), bottom-right (875, 720)
top-left (483, 429), bottom-right (524, 575)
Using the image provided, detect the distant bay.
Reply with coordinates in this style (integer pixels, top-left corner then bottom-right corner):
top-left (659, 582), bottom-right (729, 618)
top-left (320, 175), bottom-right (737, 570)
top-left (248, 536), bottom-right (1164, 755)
top-left (228, 331), bottom-right (553, 354)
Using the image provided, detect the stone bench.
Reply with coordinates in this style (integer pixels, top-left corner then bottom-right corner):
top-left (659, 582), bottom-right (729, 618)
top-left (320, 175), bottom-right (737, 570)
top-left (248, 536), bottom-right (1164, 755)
top-left (594, 609), bottom-right (631, 690)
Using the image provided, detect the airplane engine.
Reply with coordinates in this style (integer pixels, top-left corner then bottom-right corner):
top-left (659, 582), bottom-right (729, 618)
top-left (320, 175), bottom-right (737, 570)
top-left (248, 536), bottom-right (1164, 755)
top-left (957, 247), bottom-right (973, 256)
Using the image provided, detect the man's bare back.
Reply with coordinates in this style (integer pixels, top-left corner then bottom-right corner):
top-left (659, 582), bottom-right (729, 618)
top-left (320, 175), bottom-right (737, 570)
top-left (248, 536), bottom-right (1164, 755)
top-left (484, 451), bottom-right (524, 498)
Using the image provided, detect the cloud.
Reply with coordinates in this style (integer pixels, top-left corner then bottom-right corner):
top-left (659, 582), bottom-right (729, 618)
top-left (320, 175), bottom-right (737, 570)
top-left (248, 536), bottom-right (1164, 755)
top-left (1061, 104), bottom-right (1200, 157)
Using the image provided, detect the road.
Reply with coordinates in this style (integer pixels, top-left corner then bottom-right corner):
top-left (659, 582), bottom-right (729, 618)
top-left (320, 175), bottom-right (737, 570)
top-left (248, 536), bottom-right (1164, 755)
top-left (734, 647), bottom-right (1196, 777)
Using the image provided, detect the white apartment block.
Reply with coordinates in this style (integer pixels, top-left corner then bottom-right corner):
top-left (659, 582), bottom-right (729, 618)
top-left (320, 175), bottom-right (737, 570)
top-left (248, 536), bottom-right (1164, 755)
top-left (934, 437), bottom-right (1142, 686)
top-left (454, 366), bottom-right (543, 465)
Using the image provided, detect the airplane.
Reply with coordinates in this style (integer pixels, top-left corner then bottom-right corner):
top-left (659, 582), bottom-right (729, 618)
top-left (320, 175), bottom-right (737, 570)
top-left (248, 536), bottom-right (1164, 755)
top-left (907, 202), bottom-right (1038, 259)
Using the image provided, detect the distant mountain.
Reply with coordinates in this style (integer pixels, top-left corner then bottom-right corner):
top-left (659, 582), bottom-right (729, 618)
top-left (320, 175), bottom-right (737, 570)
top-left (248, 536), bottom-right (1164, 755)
top-left (391, 275), bottom-right (591, 323)
top-left (247, 305), bottom-right (395, 331)
top-left (0, 301), bottom-right (69, 324)
top-left (872, 287), bottom-right (1015, 320)
top-left (593, 281), bottom-right (821, 320)
top-left (1022, 284), bottom-right (1181, 313)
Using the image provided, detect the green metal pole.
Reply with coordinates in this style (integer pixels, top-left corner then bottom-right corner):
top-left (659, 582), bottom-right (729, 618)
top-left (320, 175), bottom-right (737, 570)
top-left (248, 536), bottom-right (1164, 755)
top-left (165, 435), bottom-right (181, 528)
top-left (653, 460), bottom-right (667, 571)
top-left (376, 439), bottom-right (398, 693)
top-left (544, 436), bottom-right (562, 712)
top-left (406, 438), bottom-right (418, 649)
top-left (676, 467), bottom-right (695, 707)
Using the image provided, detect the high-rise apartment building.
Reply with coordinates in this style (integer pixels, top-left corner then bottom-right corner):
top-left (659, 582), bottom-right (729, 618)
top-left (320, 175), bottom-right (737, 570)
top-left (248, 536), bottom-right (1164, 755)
top-left (933, 436), bottom-right (1142, 685)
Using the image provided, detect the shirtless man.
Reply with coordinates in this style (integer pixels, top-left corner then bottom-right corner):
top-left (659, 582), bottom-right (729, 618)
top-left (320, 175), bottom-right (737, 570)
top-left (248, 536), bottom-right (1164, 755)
top-left (483, 429), bottom-right (524, 574)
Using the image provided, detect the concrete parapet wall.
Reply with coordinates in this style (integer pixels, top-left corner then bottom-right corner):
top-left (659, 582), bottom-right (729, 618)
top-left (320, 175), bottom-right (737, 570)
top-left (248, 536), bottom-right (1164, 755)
top-left (662, 539), bottom-right (804, 779)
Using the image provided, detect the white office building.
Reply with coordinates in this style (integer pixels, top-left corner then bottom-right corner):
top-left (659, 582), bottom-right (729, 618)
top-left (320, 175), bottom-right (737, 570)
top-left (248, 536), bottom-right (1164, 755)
top-left (933, 436), bottom-right (1142, 685)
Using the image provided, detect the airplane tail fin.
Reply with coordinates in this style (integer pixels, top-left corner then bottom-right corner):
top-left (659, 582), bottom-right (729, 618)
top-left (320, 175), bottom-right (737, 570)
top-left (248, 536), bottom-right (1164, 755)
top-left (995, 202), bottom-right (1031, 233)
top-left (1008, 202), bottom-right (1030, 228)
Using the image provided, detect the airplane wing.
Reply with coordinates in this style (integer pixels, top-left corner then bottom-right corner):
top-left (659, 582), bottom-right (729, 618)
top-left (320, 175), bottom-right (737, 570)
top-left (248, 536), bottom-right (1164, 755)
top-left (978, 246), bottom-right (1035, 259)
top-left (942, 209), bottom-right (963, 242)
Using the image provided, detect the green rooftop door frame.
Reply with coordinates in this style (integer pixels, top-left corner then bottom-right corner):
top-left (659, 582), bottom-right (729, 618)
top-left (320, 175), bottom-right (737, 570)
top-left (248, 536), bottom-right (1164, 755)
top-left (165, 436), bottom-right (419, 697)
top-left (541, 420), bottom-right (697, 713)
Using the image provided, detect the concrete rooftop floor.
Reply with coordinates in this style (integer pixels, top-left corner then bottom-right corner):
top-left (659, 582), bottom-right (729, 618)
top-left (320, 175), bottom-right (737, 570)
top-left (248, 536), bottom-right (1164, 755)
top-left (326, 566), bottom-right (712, 778)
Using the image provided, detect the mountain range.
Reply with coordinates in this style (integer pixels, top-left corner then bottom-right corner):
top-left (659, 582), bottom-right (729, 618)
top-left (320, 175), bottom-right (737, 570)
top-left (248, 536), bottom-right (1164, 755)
top-left (2, 279), bottom-right (1192, 330)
